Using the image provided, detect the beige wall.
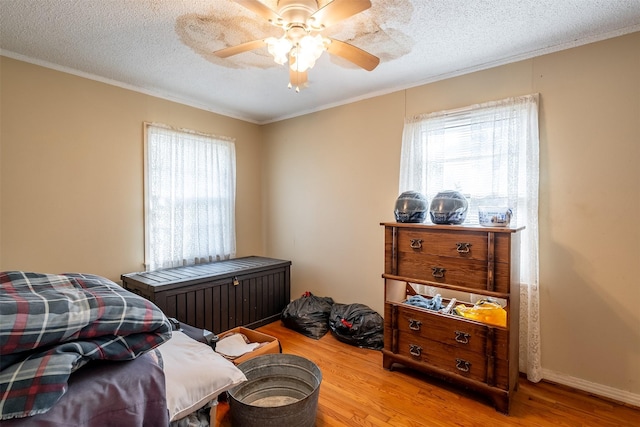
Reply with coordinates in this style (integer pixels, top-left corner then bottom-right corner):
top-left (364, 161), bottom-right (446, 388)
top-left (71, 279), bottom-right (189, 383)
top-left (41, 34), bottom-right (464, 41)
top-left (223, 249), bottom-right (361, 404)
top-left (262, 32), bottom-right (640, 400)
top-left (1, 32), bottom-right (639, 402)
top-left (0, 57), bottom-right (265, 282)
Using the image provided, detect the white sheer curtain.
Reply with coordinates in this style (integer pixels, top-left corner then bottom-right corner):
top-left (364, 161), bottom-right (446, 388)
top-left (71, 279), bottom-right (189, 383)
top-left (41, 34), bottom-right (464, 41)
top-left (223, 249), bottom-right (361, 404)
top-left (399, 94), bottom-right (541, 381)
top-left (144, 123), bottom-right (236, 271)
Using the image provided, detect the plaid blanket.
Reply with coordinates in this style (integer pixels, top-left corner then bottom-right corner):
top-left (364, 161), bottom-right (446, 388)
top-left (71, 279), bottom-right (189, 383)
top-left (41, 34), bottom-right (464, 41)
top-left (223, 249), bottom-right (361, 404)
top-left (0, 271), bottom-right (172, 420)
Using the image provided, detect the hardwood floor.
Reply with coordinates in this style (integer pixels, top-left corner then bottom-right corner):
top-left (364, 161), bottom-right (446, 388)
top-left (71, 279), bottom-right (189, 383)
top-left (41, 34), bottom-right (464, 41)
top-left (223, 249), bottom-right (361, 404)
top-left (216, 321), bottom-right (639, 426)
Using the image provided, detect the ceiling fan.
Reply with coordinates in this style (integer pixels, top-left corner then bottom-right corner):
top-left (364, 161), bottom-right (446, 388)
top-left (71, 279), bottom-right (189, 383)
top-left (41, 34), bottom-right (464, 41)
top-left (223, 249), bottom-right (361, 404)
top-left (214, 0), bottom-right (380, 91)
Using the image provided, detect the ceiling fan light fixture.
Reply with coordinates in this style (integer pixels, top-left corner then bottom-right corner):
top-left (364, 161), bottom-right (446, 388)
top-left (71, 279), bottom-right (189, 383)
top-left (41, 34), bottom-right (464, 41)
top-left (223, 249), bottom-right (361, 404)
top-left (300, 33), bottom-right (329, 55)
top-left (289, 34), bottom-right (329, 72)
top-left (265, 36), bottom-right (293, 65)
top-left (266, 32), bottom-right (329, 75)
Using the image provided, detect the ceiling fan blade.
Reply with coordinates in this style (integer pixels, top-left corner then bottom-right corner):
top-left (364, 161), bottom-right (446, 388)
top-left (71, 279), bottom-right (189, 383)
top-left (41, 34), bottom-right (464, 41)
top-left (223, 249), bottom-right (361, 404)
top-left (234, 0), bottom-right (282, 24)
top-left (326, 39), bottom-right (380, 71)
top-left (213, 39), bottom-right (266, 58)
top-left (310, 0), bottom-right (371, 28)
top-left (289, 68), bottom-right (308, 88)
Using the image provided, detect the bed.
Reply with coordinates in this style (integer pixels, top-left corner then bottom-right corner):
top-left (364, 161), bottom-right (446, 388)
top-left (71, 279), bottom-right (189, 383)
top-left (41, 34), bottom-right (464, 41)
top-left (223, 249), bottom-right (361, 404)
top-left (0, 271), bottom-right (247, 426)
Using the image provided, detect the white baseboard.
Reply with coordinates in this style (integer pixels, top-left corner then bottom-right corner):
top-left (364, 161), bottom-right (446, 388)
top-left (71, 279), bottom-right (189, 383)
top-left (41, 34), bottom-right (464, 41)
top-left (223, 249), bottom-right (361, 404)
top-left (541, 368), bottom-right (640, 408)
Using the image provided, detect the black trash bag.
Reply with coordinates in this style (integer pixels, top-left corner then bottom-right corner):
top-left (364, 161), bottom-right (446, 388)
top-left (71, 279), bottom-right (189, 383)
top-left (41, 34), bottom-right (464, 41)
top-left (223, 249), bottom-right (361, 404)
top-left (328, 303), bottom-right (384, 350)
top-left (281, 292), bottom-right (334, 340)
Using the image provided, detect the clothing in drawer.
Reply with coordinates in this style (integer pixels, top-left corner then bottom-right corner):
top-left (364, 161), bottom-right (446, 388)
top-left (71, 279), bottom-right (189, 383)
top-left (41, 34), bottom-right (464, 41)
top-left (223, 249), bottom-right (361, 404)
top-left (397, 332), bottom-right (489, 384)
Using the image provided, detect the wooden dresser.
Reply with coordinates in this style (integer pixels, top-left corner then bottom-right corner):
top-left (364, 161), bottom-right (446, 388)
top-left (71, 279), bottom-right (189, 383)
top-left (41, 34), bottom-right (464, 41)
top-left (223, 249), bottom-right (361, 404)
top-left (121, 256), bottom-right (291, 334)
top-left (381, 222), bottom-right (523, 413)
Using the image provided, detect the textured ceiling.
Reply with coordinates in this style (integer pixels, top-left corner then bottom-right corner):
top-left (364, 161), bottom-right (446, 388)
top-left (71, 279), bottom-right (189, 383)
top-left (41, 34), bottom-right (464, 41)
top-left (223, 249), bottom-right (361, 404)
top-left (1, 0), bottom-right (639, 124)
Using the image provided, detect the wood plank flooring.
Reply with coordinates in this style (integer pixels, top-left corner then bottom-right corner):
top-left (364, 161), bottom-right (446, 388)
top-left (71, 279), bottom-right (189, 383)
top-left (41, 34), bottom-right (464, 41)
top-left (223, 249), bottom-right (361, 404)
top-left (216, 321), bottom-right (639, 426)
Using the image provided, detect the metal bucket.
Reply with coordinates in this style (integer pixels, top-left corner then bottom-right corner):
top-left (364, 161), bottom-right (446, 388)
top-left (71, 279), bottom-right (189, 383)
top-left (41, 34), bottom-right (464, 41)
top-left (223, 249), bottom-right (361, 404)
top-left (228, 354), bottom-right (322, 427)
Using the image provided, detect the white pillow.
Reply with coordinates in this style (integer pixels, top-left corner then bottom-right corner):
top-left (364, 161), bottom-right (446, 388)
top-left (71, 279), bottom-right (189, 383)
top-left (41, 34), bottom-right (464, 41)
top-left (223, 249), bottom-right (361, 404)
top-left (157, 331), bottom-right (247, 421)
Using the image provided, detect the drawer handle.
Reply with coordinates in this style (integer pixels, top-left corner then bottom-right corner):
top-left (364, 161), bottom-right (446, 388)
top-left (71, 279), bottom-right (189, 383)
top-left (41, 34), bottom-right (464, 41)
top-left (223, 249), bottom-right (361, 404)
top-left (408, 319), bottom-right (422, 331)
top-left (410, 239), bottom-right (423, 249)
top-left (409, 344), bottom-right (422, 357)
top-left (456, 242), bottom-right (472, 253)
top-left (455, 358), bottom-right (471, 372)
top-left (455, 330), bottom-right (470, 344)
top-left (431, 267), bottom-right (446, 278)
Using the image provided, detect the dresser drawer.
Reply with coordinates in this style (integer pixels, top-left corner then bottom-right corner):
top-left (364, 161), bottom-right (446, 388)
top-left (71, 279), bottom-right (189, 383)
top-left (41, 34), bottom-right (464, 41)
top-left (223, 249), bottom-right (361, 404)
top-left (397, 331), bottom-right (488, 384)
top-left (397, 254), bottom-right (511, 293)
top-left (391, 303), bottom-right (508, 360)
top-left (396, 228), bottom-right (490, 260)
top-left (394, 330), bottom-right (509, 390)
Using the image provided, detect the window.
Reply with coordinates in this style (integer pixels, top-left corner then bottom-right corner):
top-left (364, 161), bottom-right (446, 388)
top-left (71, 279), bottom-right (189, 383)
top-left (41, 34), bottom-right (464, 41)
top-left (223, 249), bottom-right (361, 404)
top-left (144, 123), bottom-right (236, 271)
top-left (399, 94), bottom-right (542, 382)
